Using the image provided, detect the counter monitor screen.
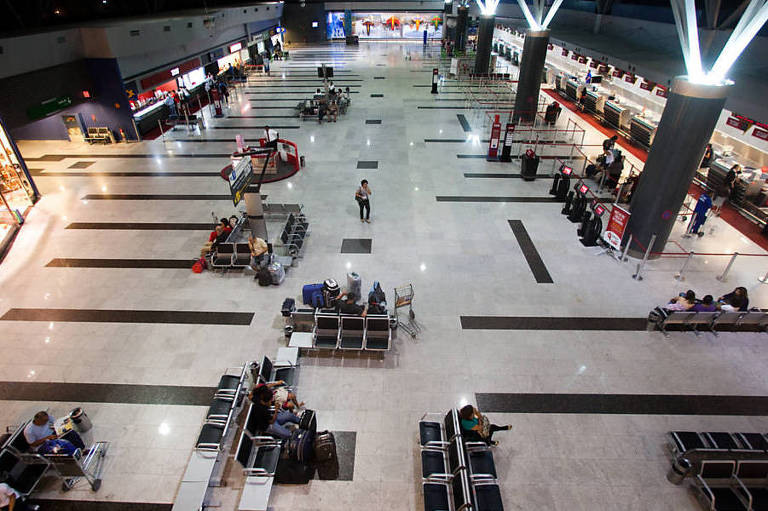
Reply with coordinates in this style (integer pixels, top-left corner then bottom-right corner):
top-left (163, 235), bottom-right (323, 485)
top-left (578, 184), bottom-right (589, 195)
top-left (561, 165), bottom-right (573, 176)
top-left (591, 75), bottom-right (602, 84)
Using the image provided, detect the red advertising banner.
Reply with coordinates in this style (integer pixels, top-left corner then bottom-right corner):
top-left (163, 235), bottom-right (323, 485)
top-left (603, 206), bottom-right (630, 250)
top-left (578, 56), bottom-right (587, 64)
top-left (753, 127), bottom-right (768, 141)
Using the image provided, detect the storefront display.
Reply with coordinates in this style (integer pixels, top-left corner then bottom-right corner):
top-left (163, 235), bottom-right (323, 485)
top-left (0, 116), bottom-right (38, 257)
top-left (327, 12), bottom-right (443, 40)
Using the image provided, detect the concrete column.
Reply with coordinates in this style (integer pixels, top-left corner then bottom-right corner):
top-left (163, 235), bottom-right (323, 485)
top-left (474, 15), bottom-right (496, 74)
top-left (455, 6), bottom-right (468, 51)
top-left (512, 29), bottom-right (550, 122)
top-left (625, 76), bottom-right (731, 258)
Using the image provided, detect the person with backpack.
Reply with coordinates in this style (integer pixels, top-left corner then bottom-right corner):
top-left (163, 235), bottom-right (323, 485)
top-left (355, 179), bottom-right (372, 223)
top-left (338, 292), bottom-right (368, 317)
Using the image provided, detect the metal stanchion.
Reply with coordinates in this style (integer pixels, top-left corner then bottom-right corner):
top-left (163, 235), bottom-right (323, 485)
top-left (131, 119), bottom-right (141, 142)
top-left (758, 269), bottom-right (768, 283)
top-left (157, 120), bottom-right (165, 142)
top-left (717, 252), bottom-right (738, 282)
top-left (197, 97), bottom-right (204, 120)
top-left (184, 109), bottom-right (191, 132)
top-left (675, 251), bottom-right (695, 281)
top-left (614, 181), bottom-right (623, 206)
top-left (621, 234), bottom-right (633, 262)
top-left (632, 233), bottom-right (656, 281)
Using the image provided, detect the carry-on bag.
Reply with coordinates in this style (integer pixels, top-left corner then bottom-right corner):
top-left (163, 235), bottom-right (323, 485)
top-left (302, 283), bottom-right (324, 305)
top-left (258, 267), bottom-right (272, 286)
top-left (347, 272), bottom-right (362, 298)
top-left (274, 456), bottom-right (314, 484)
top-left (289, 429), bottom-right (315, 462)
top-left (268, 262), bottom-right (285, 285)
top-left (314, 430), bottom-right (337, 463)
top-left (299, 409), bottom-right (317, 432)
top-left (323, 279), bottom-right (340, 308)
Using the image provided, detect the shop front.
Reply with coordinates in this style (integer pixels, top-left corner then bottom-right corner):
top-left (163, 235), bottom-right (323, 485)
top-left (327, 12), bottom-right (443, 40)
top-left (0, 116), bottom-right (39, 258)
top-left (217, 41), bottom-right (248, 76)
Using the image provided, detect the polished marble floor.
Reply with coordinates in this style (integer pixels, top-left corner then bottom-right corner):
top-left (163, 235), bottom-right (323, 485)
top-left (2, 42), bottom-right (768, 510)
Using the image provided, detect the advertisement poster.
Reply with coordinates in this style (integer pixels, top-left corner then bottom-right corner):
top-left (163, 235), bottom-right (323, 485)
top-left (327, 12), bottom-right (443, 40)
top-left (603, 206), bottom-right (630, 250)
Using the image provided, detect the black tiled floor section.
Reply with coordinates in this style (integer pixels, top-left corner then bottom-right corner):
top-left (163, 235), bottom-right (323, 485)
top-left (460, 316), bottom-right (648, 330)
top-left (373, 76), bottom-right (386, 79)
top-left (66, 222), bottom-right (212, 230)
top-left (46, 258), bottom-right (196, 269)
top-left (476, 392), bottom-right (768, 416)
top-left (314, 431), bottom-right (356, 481)
top-left (435, 196), bottom-right (560, 203)
top-left (0, 382), bottom-right (215, 406)
top-left (456, 114), bottom-right (471, 132)
top-left (0, 308), bottom-right (254, 325)
top-left (341, 238), bottom-right (372, 254)
top-left (356, 161), bottom-right (378, 169)
top-left (211, 126), bottom-right (300, 130)
top-left (68, 161), bottom-right (95, 169)
top-left (24, 155), bottom-right (66, 161)
top-left (508, 220), bottom-right (553, 284)
top-left (365, 120), bottom-right (382, 124)
top-left (245, 91), bottom-right (359, 94)
top-left (30, 153), bottom-right (230, 159)
top-left (39, 171), bottom-right (220, 177)
top-left (370, 94), bottom-right (384, 97)
top-left (81, 194), bottom-right (238, 200)
top-left (464, 173), bottom-right (523, 178)
top-left (33, 501), bottom-right (171, 511)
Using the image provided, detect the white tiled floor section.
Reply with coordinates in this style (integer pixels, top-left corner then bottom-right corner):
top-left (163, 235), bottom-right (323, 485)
top-left (1, 42), bottom-right (768, 509)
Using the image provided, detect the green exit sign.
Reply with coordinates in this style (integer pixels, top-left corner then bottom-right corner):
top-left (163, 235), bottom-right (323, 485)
top-left (26, 96), bottom-right (73, 120)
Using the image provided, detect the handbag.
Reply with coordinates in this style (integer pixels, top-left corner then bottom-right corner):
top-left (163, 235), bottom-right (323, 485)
top-left (479, 415), bottom-right (491, 438)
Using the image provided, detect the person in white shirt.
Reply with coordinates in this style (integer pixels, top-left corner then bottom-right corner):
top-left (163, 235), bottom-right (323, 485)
top-left (264, 125), bottom-right (279, 149)
top-left (23, 411), bottom-right (84, 454)
top-left (0, 478), bottom-right (39, 510)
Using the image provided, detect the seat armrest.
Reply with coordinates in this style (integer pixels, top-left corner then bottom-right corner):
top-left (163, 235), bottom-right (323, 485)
top-left (424, 473), bottom-right (453, 482)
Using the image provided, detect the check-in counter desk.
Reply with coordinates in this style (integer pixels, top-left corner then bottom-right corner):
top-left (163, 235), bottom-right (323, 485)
top-left (630, 115), bottom-right (658, 150)
top-left (705, 156), bottom-right (765, 208)
top-left (603, 100), bottom-right (634, 131)
top-left (133, 101), bottom-right (169, 135)
top-left (565, 78), bottom-right (584, 102)
top-left (582, 89), bottom-right (607, 115)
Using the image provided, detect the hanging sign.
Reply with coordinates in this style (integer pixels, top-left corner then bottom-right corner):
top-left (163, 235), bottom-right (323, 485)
top-left (589, 60), bottom-right (598, 68)
top-left (655, 86), bottom-right (668, 98)
top-left (639, 81), bottom-right (653, 91)
top-left (624, 74), bottom-right (637, 84)
top-left (612, 69), bottom-right (624, 78)
top-left (561, 49), bottom-right (568, 57)
top-left (603, 205), bottom-right (630, 250)
top-left (26, 96), bottom-right (72, 120)
top-left (753, 127), bottom-right (768, 142)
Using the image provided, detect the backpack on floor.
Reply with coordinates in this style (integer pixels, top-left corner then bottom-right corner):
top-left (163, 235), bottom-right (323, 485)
top-left (314, 430), bottom-right (337, 463)
top-left (258, 267), bottom-right (272, 286)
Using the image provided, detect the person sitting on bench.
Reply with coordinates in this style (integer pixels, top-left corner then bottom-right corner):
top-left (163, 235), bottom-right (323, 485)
top-left (667, 290), bottom-right (696, 311)
top-left (248, 235), bottom-right (269, 269)
top-left (719, 286), bottom-right (749, 312)
top-left (24, 411), bottom-right (85, 455)
top-left (338, 292), bottom-right (368, 317)
top-left (251, 385), bottom-right (301, 439)
top-left (691, 295), bottom-right (717, 312)
top-left (459, 404), bottom-right (511, 447)
top-left (250, 382), bottom-right (304, 412)
top-left (328, 100), bottom-right (338, 123)
top-left (0, 476), bottom-right (39, 511)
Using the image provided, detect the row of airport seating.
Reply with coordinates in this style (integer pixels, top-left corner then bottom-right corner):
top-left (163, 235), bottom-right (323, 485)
top-left (688, 460), bottom-right (768, 511)
top-left (649, 308), bottom-right (768, 335)
top-left (279, 213), bottom-right (310, 258)
top-left (419, 409), bottom-right (504, 511)
top-left (289, 308), bottom-right (392, 351)
top-left (669, 431), bottom-right (768, 457)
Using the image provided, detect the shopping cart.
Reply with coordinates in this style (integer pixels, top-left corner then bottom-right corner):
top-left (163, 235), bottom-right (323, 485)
top-left (394, 284), bottom-right (421, 338)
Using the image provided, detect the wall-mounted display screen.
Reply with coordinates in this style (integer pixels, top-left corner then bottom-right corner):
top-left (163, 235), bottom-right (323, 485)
top-left (327, 12), bottom-right (443, 40)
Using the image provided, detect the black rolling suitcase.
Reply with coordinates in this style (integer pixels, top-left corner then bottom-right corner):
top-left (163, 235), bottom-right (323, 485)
top-left (288, 429), bottom-right (315, 462)
top-left (299, 409), bottom-right (317, 433)
top-left (520, 150), bottom-right (540, 181)
top-left (274, 457), bottom-right (315, 484)
top-left (314, 430), bottom-right (337, 463)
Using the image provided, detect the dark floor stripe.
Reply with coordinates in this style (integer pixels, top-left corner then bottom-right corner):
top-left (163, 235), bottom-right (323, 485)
top-left (417, 106), bottom-right (496, 110)
top-left (211, 126), bottom-right (300, 130)
top-left (34, 501), bottom-right (171, 511)
top-left (508, 220), bottom-right (553, 284)
top-left (46, 258), bottom-right (195, 269)
top-left (245, 84), bottom-right (361, 88)
top-left (425, 139), bottom-right (490, 143)
top-left (0, 382), bottom-right (216, 406)
top-left (456, 154), bottom-right (487, 159)
top-left (476, 392), bottom-right (768, 416)
top-left (464, 173), bottom-right (523, 178)
top-left (245, 91), bottom-right (359, 94)
top-left (81, 194), bottom-right (231, 200)
top-left (457, 114), bottom-right (472, 133)
top-left (436, 196), bottom-right (560, 203)
top-left (460, 316), bottom-right (648, 330)
top-left (35, 171), bottom-right (220, 177)
top-left (1, 308), bottom-right (254, 325)
top-left (26, 153), bottom-right (229, 159)
top-left (66, 222), bottom-right (211, 230)
top-left (458, 154), bottom-right (578, 160)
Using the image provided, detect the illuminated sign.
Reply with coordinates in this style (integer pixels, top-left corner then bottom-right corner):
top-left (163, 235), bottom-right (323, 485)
top-left (578, 184), bottom-right (589, 195)
top-left (560, 164), bottom-right (572, 176)
top-left (229, 42), bottom-right (242, 53)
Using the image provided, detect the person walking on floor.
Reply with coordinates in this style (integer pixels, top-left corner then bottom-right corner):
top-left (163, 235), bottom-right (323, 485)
top-left (355, 179), bottom-right (372, 223)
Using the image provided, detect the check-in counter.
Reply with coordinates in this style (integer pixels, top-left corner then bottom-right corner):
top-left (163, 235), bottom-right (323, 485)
top-left (583, 89), bottom-right (606, 115)
top-left (603, 100), bottom-right (633, 131)
top-left (565, 78), bottom-right (584, 102)
top-left (630, 115), bottom-right (658, 150)
top-left (133, 101), bottom-right (169, 135)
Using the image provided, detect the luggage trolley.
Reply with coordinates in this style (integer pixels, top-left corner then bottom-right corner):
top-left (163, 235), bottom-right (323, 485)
top-left (394, 284), bottom-right (421, 338)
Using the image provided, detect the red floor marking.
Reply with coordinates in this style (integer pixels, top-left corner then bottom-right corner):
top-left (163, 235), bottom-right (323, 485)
top-left (542, 88), bottom-right (768, 251)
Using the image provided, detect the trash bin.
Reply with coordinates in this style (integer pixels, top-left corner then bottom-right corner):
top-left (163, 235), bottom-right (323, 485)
top-left (520, 152), bottom-right (540, 181)
top-left (667, 458), bottom-right (692, 485)
top-left (69, 407), bottom-right (92, 433)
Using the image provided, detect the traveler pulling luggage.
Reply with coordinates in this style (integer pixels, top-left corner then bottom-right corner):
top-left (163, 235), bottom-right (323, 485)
top-left (314, 430), bottom-right (337, 463)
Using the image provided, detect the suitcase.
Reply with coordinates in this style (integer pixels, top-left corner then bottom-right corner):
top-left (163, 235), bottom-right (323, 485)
top-left (323, 279), bottom-right (340, 308)
top-left (290, 429), bottom-right (315, 462)
top-left (520, 153), bottom-right (540, 181)
top-left (268, 262), bottom-right (285, 285)
top-left (274, 457), bottom-right (315, 484)
top-left (314, 430), bottom-right (337, 463)
top-left (346, 272), bottom-right (362, 299)
top-left (258, 267), bottom-right (272, 286)
top-left (302, 283), bottom-right (324, 305)
top-left (281, 298), bottom-right (296, 317)
top-left (299, 409), bottom-right (317, 432)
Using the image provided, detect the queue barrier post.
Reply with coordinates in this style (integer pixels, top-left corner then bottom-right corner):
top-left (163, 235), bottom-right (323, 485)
top-left (675, 251), bottom-right (695, 281)
top-left (621, 234), bottom-right (633, 262)
top-left (158, 120), bottom-right (165, 142)
top-left (632, 233), bottom-right (656, 281)
top-left (717, 252), bottom-right (738, 282)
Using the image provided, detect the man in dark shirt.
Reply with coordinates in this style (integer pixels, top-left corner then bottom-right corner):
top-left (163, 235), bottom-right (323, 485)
top-left (602, 135), bottom-right (617, 151)
top-left (249, 385), bottom-right (300, 439)
top-left (338, 292), bottom-right (368, 317)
